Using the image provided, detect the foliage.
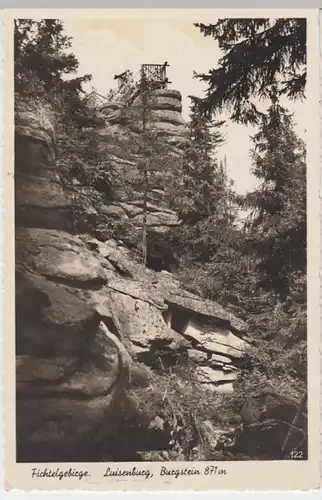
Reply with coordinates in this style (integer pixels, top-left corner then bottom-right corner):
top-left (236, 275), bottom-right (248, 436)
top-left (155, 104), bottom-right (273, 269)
top-left (172, 98), bottom-right (226, 222)
top-left (57, 114), bottom-right (114, 194)
top-left (124, 93), bottom-right (180, 192)
top-left (168, 95), bottom-right (307, 456)
top-left (243, 93), bottom-right (306, 298)
top-left (14, 17), bottom-right (307, 460)
top-left (195, 18), bottom-right (306, 123)
top-left (125, 364), bottom-right (242, 461)
top-left (14, 19), bottom-right (117, 231)
top-left (166, 98), bottom-right (236, 264)
top-left (117, 93), bottom-right (180, 262)
top-left (14, 19), bottom-right (91, 112)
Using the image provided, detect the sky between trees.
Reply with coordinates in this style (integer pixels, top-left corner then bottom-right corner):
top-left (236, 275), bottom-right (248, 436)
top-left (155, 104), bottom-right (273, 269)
top-left (62, 16), bottom-right (307, 195)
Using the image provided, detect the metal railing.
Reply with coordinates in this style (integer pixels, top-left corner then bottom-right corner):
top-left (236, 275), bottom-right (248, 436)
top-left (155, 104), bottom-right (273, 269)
top-left (88, 63), bottom-right (170, 109)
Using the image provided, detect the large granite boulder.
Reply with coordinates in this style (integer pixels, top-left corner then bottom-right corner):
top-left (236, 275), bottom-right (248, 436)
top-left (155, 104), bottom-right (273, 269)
top-left (16, 268), bottom-right (126, 462)
top-left (16, 228), bottom-right (107, 287)
top-left (15, 99), bottom-right (73, 231)
top-left (75, 236), bottom-right (248, 391)
top-left (15, 97), bottom-right (138, 462)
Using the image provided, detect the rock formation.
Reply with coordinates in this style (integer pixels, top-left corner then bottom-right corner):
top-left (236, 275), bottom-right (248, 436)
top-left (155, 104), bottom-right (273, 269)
top-left (15, 98), bottom-right (131, 462)
top-left (15, 93), bottom-right (251, 462)
top-left (15, 87), bottom-right (305, 462)
top-left (69, 89), bottom-right (186, 252)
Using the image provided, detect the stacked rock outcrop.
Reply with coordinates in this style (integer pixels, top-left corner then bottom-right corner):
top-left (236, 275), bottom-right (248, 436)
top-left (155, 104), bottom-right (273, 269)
top-left (15, 95), bottom-right (249, 463)
top-left (15, 98), bottom-right (144, 462)
top-left (78, 89), bottom-right (187, 249)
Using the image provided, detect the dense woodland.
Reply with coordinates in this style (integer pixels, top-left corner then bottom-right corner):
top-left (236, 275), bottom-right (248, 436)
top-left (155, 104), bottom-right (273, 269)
top-left (14, 18), bottom-right (307, 460)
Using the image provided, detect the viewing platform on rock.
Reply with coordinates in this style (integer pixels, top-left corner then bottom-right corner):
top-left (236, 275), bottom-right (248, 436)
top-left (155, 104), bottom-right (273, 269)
top-left (89, 62), bottom-right (172, 109)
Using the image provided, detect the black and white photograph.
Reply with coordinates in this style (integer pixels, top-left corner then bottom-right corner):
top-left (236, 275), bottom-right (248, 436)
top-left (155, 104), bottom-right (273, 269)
top-left (4, 8), bottom-right (320, 491)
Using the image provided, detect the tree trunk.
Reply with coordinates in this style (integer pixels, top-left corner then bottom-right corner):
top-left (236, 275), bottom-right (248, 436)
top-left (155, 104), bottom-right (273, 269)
top-left (141, 84), bottom-right (149, 267)
top-left (142, 163), bottom-right (148, 267)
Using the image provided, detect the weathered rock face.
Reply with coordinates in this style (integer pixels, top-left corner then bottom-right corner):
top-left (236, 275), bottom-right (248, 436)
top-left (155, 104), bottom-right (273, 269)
top-left (15, 98), bottom-right (137, 462)
top-left (60, 235), bottom-right (248, 390)
top-left (15, 96), bottom-right (249, 462)
top-left (100, 89), bottom-right (186, 151)
top-left (15, 100), bottom-right (74, 232)
top-left (76, 89), bottom-right (186, 250)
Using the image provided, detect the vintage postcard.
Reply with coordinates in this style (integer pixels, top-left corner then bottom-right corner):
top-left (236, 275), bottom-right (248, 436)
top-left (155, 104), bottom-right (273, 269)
top-left (3, 8), bottom-right (321, 491)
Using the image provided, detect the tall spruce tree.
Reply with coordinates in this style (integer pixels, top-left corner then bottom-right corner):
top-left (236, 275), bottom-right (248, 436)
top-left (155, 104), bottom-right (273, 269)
top-left (194, 18), bottom-right (306, 123)
top-left (176, 99), bottom-right (226, 223)
top-left (243, 93), bottom-right (306, 299)
top-left (15, 20), bottom-right (91, 95)
top-left (112, 91), bottom-right (178, 266)
top-left (169, 98), bottom-right (235, 264)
